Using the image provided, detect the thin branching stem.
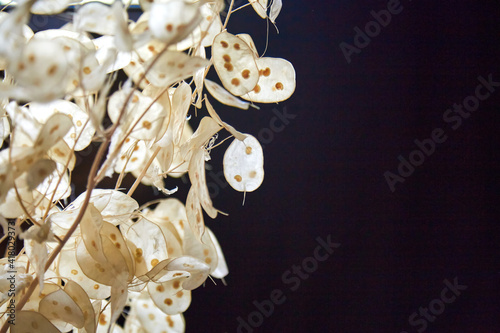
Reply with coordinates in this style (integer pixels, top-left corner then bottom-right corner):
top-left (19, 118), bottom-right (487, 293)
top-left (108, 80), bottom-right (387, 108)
top-left (0, 130), bottom-right (111, 333)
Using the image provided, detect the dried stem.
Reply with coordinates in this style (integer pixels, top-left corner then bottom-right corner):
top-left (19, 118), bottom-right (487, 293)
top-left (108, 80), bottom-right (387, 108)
top-left (0, 118), bottom-right (115, 333)
top-left (127, 146), bottom-right (161, 197)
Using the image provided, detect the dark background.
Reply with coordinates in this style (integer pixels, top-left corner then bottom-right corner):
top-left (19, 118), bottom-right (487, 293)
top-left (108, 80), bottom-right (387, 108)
top-left (182, 1), bottom-right (500, 332)
top-left (29, 1), bottom-right (500, 332)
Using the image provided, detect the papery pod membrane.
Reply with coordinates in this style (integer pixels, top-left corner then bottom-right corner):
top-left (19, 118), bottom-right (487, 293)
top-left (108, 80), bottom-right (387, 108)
top-left (12, 311), bottom-right (60, 333)
top-left (74, 2), bottom-right (124, 35)
top-left (142, 84), bottom-right (172, 144)
top-left (26, 159), bottom-right (56, 191)
top-left (161, 222), bottom-right (184, 259)
top-left (0, 4), bottom-right (31, 59)
top-left (236, 33), bottom-right (259, 57)
top-left (39, 288), bottom-right (85, 331)
top-left (241, 57), bottom-right (296, 103)
top-left (135, 258), bottom-right (185, 283)
top-left (95, 301), bottom-right (112, 333)
top-left (156, 142), bottom-right (175, 180)
top-left (122, 54), bottom-right (149, 89)
top-left (144, 207), bottom-right (184, 258)
top-left (32, 34), bottom-right (92, 93)
top-left (174, 2), bottom-right (223, 50)
top-left (100, 126), bottom-right (133, 179)
top-left (181, 116), bottom-right (222, 156)
top-left (148, 0), bottom-right (202, 45)
top-left (99, 193), bottom-right (138, 225)
top-left (150, 197), bottom-right (189, 240)
top-left (0, 108), bottom-right (10, 147)
top-left (108, 88), bottom-right (166, 141)
top-left (171, 81), bottom-right (192, 146)
top-left (206, 228), bottom-right (229, 279)
top-left (186, 186), bottom-right (205, 241)
top-left (22, 283), bottom-right (60, 312)
top-left (163, 256), bottom-right (210, 290)
top-left (193, 45), bottom-right (206, 108)
top-left (6, 102), bottom-right (40, 146)
top-left (101, 221), bottom-right (135, 277)
top-left (110, 270), bottom-right (129, 329)
top-left (35, 163), bottom-right (72, 202)
top-left (183, 222), bottom-right (219, 273)
top-left (31, 0), bottom-right (73, 15)
top-left (223, 135), bottom-right (264, 192)
top-left (145, 51), bottom-right (209, 88)
top-left (147, 278), bottom-right (192, 315)
top-left (0, 150), bottom-right (13, 203)
top-left (93, 35), bottom-right (133, 73)
top-left (132, 294), bottom-right (185, 333)
top-left (131, 145), bottom-right (169, 188)
top-left (76, 237), bottom-right (116, 285)
top-left (205, 97), bottom-right (247, 140)
top-left (0, 180), bottom-right (34, 219)
top-left (112, 1), bottom-right (134, 52)
top-left (212, 31), bottom-right (259, 96)
top-left (77, 51), bottom-right (108, 93)
top-left (80, 203), bottom-right (106, 263)
top-left (250, 0), bottom-right (269, 18)
top-left (64, 189), bottom-right (139, 226)
top-left (113, 138), bottom-right (148, 174)
top-left (32, 190), bottom-right (60, 222)
top-left (125, 239), bottom-right (148, 281)
top-left (64, 280), bottom-right (96, 333)
top-left (124, 218), bottom-right (169, 273)
top-left (167, 122), bottom-right (193, 179)
top-left (47, 140), bottom-right (76, 170)
top-left (204, 79), bottom-right (251, 110)
top-left (7, 38), bottom-right (72, 101)
top-left (23, 239), bottom-right (49, 293)
top-left (121, 296), bottom-right (143, 333)
top-left (29, 31), bottom-right (101, 94)
top-left (75, 235), bottom-right (129, 286)
top-left (48, 208), bottom-right (81, 237)
top-left (57, 246), bottom-right (111, 300)
top-left (136, 255), bottom-right (209, 290)
top-left (188, 147), bottom-right (217, 219)
top-left (270, 0), bottom-right (283, 23)
top-left (32, 29), bottom-right (94, 50)
top-left (35, 113), bottom-right (74, 153)
top-left (135, 37), bottom-right (165, 63)
top-left (103, 235), bottom-right (134, 282)
top-left (198, 3), bottom-right (224, 47)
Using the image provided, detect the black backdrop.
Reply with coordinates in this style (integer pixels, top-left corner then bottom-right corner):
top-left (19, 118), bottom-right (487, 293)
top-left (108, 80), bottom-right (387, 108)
top-left (181, 1), bottom-right (500, 332)
top-left (31, 1), bottom-right (500, 332)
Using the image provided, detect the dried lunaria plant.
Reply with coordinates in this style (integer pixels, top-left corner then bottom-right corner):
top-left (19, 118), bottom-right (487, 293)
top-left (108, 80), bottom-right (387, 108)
top-left (0, 0), bottom-right (294, 331)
